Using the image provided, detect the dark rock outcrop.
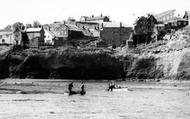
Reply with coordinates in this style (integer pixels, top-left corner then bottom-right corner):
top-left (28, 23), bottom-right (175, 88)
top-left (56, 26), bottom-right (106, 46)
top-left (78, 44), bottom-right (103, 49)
top-left (6, 47), bottom-right (124, 80)
top-left (0, 46), bottom-right (13, 79)
top-left (123, 55), bottom-right (164, 79)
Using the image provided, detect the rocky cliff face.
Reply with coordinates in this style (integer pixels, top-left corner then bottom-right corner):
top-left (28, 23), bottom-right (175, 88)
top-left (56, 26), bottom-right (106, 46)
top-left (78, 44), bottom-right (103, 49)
top-left (0, 46), bottom-right (124, 80)
top-left (119, 26), bottom-right (190, 80)
top-left (0, 46), bottom-right (13, 79)
top-left (1, 26), bottom-right (190, 80)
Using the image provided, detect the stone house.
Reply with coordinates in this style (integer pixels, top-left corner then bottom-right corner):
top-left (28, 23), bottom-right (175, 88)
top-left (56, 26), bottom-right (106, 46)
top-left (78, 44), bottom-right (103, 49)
top-left (76, 21), bottom-right (100, 38)
top-left (165, 17), bottom-right (188, 31)
top-left (0, 31), bottom-right (14, 45)
top-left (26, 27), bottom-right (45, 48)
top-left (183, 11), bottom-right (190, 25)
top-left (155, 9), bottom-right (176, 23)
top-left (13, 27), bottom-right (22, 45)
top-left (44, 30), bottom-right (55, 45)
top-left (155, 10), bottom-right (188, 30)
top-left (100, 22), bottom-right (132, 47)
top-left (133, 15), bottom-right (158, 45)
top-left (48, 23), bottom-right (84, 46)
top-left (48, 23), bottom-right (68, 46)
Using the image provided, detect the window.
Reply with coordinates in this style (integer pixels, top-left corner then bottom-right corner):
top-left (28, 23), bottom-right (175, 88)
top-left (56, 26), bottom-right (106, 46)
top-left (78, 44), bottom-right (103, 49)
top-left (0, 35), bottom-right (2, 39)
top-left (2, 39), bottom-right (5, 43)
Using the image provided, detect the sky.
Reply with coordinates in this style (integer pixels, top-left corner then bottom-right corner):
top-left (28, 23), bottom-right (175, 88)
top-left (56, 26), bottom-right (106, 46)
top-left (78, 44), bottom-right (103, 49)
top-left (0, 0), bottom-right (190, 28)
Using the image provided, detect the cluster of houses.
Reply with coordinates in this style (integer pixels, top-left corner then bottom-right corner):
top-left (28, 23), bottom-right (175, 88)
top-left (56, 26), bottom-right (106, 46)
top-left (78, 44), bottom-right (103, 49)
top-left (0, 10), bottom-right (190, 49)
top-left (131, 9), bottom-right (190, 46)
top-left (0, 14), bottom-right (132, 48)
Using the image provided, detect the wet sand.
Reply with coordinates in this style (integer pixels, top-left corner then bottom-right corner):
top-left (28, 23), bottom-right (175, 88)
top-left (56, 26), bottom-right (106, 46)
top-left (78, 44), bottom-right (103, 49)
top-left (0, 79), bottom-right (190, 119)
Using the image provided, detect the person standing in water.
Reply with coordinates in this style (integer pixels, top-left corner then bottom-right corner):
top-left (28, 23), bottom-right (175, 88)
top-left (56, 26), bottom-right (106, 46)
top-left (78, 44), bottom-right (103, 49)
top-left (68, 82), bottom-right (73, 94)
top-left (80, 82), bottom-right (85, 95)
top-left (108, 81), bottom-right (116, 91)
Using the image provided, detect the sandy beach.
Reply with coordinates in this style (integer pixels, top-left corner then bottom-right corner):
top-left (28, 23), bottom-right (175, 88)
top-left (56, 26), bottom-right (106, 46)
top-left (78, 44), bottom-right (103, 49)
top-left (0, 79), bottom-right (190, 119)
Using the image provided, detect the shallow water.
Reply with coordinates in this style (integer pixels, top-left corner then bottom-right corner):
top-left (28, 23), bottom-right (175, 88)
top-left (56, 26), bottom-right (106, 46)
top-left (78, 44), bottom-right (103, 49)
top-left (0, 81), bottom-right (190, 119)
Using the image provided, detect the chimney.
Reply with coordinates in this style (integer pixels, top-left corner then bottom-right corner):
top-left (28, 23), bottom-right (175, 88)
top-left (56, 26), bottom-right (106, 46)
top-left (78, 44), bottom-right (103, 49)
top-left (120, 22), bottom-right (122, 27)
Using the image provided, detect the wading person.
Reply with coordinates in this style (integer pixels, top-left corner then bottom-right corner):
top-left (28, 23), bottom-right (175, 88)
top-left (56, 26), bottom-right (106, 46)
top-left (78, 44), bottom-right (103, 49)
top-left (80, 82), bottom-right (85, 95)
top-left (68, 82), bottom-right (73, 94)
top-left (108, 81), bottom-right (115, 91)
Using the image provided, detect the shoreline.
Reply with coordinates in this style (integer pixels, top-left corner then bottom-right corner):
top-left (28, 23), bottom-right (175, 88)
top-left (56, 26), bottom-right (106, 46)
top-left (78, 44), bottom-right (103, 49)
top-left (1, 78), bottom-right (190, 89)
top-left (3, 78), bottom-right (190, 83)
top-left (0, 78), bottom-right (189, 95)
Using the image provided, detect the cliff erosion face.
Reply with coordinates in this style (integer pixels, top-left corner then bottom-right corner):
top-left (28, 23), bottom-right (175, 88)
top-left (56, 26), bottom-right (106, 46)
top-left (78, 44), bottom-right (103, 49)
top-left (4, 47), bottom-right (124, 79)
top-left (0, 53), bottom-right (9, 79)
top-left (122, 55), bottom-right (164, 79)
top-left (177, 51), bottom-right (190, 80)
top-left (0, 46), bottom-right (13, 79)
top-left (120, 26), bottom-right (190, 80)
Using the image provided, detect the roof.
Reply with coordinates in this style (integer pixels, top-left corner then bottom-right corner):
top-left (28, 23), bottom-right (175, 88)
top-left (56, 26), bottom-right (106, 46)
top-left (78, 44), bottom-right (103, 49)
top-left (26, 28), bottom-right (42, 32)
top-left (81, 15), bottom-right (110, 22)
top-left (44, 30), bottom-right (55, 37)
top-left (76, 21), bottom-right (99, 24)
top-left (65, 24), bottom-right (82, 32)
top-left (0, 31), bottom-right (12, 36)
top-left (81, 29), bottom-right (92, 37)
top-left (155, 24), bottom-right (165, 27)
top-left (147, 14), bottom-right (157, 20)
top-left (89, 29), bottom-right (100, 37)
top-left (86, 16), bottom-right (108, 21)
top-left (49, 23), bottom-right (67, 37)
top-left (102, 22), bottom-right (130, 28)
top-left (134, 16), bottom-right (147, 25)
top-left (185, 11), bottom-right (190, 16)
top-left (155, 9), bottom-right (176, 18)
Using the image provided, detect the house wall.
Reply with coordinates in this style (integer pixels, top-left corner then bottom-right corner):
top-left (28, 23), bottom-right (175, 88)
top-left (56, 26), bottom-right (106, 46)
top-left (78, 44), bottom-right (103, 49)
top-left (134, 17), bottom-right (148, 35)
top-left (134, 16), bottom-right (158, 46)
top-left (68, 30), bottom-right (84, 39)
top-left (177, 20), bottom-right (189, 29)
top-left (100, 27), bottom-right (132, 47)
top-left (29, 37), bottom-right (39, 48)
top-left (76, 22), bottom-right (100, 37)
top-left (76, 22), bottom-right (99, 30)
top-left (134, 16), bottom-right (157, 35)
top-left (54, 37), bottom-right (68, 47)
top-left (44, 31), bottom-right (54, 45)
top-left (0, 33), bottom-right (14, 44)
top-left (156, 11), bottom-right (175, 23)
top-left (26, 30), bottom-right (45, 47)
top-left (13, 31), bottom-right (22, 45)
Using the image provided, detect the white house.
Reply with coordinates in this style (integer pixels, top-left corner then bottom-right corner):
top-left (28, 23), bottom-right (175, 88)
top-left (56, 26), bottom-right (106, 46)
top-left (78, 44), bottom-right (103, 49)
top-left (44, 30), bottom-right (55, 45)
top-left (0, 31), bottom-right (14, 44)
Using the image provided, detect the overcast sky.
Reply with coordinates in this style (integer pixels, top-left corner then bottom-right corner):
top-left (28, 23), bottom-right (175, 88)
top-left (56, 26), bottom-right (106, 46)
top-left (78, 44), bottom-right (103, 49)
top-left (0, 0), bottom-right (190, 28)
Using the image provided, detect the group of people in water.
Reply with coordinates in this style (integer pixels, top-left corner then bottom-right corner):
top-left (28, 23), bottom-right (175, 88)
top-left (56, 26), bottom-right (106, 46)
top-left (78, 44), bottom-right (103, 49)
top-left (107, 81), bottom-right (121, 91)
top-left (68, 81), bottom-right (120, 95)
top-left (68, 82), bottom-right (85, 95)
